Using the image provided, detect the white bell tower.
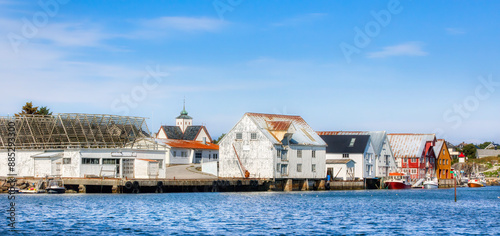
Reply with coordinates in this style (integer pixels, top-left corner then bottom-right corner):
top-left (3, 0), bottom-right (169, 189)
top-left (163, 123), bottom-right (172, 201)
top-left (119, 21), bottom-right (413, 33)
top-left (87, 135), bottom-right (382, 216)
top-left (175, 99), bottom-right (192, 133)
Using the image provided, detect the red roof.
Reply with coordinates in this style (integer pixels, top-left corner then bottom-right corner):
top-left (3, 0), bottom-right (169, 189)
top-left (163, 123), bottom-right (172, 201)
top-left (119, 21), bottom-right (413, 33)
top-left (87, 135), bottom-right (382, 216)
top-left (458, 152), bottom-right (465, 157)
top-left (161, 139), bottom-right (219, 150)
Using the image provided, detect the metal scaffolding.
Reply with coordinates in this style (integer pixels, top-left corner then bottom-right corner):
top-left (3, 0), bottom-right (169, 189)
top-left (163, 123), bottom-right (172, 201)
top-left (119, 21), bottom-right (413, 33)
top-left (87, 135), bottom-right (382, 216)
top-left (0, 113), bottom-right (150, 149)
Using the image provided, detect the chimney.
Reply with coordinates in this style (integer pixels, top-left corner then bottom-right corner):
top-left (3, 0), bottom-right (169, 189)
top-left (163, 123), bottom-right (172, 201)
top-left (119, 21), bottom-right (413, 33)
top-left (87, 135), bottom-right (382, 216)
top-left (202, 137), bottom-right (207, 145)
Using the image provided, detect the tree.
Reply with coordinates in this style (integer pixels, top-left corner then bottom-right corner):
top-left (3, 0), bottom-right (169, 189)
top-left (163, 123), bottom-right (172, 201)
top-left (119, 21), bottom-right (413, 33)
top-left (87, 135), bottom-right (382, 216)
top-left (15, 101), bottom-right (39, 116)
top-left (462, 144), bottom-right (477, 159)
top-left (213, 133), bottom-right (226, 144)
top-left (15, 102), bottom-right (53, 116)
top-left (37, 106), bottom-right (53, 115)
top-left (478, 142), bottom-right (492, 149)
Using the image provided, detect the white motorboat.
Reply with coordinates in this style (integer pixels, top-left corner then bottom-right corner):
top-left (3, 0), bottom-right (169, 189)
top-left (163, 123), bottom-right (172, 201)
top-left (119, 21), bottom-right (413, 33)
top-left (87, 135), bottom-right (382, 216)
top-left (423, 176), bottom-right (439, 189)
top-left (46, 178), bottom-right (66, 194)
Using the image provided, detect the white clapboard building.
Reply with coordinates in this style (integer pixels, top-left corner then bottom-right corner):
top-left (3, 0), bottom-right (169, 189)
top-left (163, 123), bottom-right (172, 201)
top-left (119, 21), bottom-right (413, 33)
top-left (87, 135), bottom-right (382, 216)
top-left (218, 113), bottom-right (326, 179)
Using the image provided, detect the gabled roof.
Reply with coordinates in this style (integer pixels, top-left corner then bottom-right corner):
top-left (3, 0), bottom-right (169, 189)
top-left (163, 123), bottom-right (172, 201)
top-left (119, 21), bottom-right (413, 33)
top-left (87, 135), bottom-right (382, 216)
top-left (161, 126), bottom-right (184, 139)
top-left (433, 139), bottom-right (445, 158)
top-left (245, 113), bottom-right (326, 146)
top-left (159, 125), bottom-right (211, 142)
top-left (387, 134), bottom-right (436, 158)
top-left (160, 139), bottom-right (219, 150)
top-left (320, 135), bottom-right (370, 154)
top-left (317, 131), bottom-right (387, 155)
top-left (485, 143), bottom-right (499, 149)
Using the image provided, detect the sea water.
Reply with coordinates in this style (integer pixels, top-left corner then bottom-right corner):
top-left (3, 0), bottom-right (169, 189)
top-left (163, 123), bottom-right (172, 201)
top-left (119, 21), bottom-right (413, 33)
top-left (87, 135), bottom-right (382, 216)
top-left (1, 186), bottom-right (499, 235)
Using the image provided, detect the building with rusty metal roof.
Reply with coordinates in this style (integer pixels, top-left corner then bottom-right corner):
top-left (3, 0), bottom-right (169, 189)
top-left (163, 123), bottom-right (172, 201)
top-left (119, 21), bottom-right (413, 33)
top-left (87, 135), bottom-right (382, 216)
top-left (218, 112), bottom-right (326, 180)
top-left (387, 133), bottom-right (437, 180)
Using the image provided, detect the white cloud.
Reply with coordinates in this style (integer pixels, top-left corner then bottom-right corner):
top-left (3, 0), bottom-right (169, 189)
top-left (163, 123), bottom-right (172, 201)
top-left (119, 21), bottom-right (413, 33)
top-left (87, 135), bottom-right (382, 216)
top-left (446, 28), bottom-right (465, 35)
top-left (367, 42), bottom-right (428, 58)
top-left (272, 13), bottom-right (327, 27)
top-left (142, 16), bottom-right (227, 32)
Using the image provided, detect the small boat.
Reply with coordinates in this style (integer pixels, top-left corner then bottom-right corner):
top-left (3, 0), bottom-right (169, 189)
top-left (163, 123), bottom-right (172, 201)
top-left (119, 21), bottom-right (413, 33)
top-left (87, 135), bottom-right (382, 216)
top-left (384, 173), bottom-right (411, 189)
top-left (46, 178), bottom-right (66, 194)
top-left (468, 174), bottom-right (486, 188)
top-left (19, 187), bottom-right (38, 194)
top-left (423, 176), bottom-right (439, 189)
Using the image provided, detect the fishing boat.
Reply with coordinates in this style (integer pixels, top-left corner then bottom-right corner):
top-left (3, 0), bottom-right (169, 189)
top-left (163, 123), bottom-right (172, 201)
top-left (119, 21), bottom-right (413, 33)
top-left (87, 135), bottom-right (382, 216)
top-left (468, 173), bottom-right (486, 188)
top-left (46, 178), bottom-right (66, 194)
top-left (384, 173), bottom-right (411, 189)
top-left (423, 176), bottom-right (439, 189)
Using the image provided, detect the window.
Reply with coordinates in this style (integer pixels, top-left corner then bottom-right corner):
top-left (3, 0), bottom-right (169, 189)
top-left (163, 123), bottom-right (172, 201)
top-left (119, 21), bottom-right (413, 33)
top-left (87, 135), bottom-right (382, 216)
top-left (276, 149), bottom-right (281, 158)
top-left (411, 169), bottom-right (417, 174)
top-left (312, 164), bottom-right (316, 172)
top-left (276, 164), bottom-right (281, 172)
top-left (297, 150), bottom-right (302, 158)
top-left (312, 150), bottom-right (316, 158)
top-left (411, 158), bottom-right (417, 163)
top-left (281, 164), bottom-right (288, 175)
top-left (443, 149), bottom-right (445, 155)
top-left (63, 158), bottom-right (71, 164)
top-left (342, 154), bottom-right (349, 158)
top-left (173, 151), bottom-right (177, 157)
top-left (251, 133), bottom-right (257, 140)
top-left (82, 158), bottom-right (99, 164)
top-left (181, 151), bottom-right (188, 157)
top-left (297, 164), bottom-right (302, 172)
top-left (236, 132), bottom-right (243, 140)
top-left (349, 138), bottom-right (356, 147)
top-left (103, 159), bottom-right (120, 165)
top-left (158, 160), bottom-right (163, 169)
top-left (213, 154), bottom-right (218, 159)
top-left (281, 150), bottom-right (288, 161)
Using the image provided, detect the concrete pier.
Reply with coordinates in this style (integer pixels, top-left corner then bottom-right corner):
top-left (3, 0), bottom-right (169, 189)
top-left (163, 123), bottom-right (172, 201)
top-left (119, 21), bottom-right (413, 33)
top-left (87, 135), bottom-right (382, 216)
top-left (0, 177), bottom-right (401, 193)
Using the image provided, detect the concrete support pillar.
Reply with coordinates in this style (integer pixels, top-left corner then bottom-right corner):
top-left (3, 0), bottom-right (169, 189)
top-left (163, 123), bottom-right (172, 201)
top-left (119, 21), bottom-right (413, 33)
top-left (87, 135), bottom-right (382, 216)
top-left (78, 184), bottom-right (86, 193)
top-left (301, 179), bottom-right (309, 191)
top-left (317, 180), bottom-right (326, 190)
top-left (112, 185), bottom-right (119, 193)
top-left (284, 179), bottom-right (293, 191)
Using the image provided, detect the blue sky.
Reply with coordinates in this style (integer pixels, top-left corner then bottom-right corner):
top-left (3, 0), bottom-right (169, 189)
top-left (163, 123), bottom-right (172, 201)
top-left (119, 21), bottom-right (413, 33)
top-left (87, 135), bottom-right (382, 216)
top-left (1, 0), bottom-right (499, 144)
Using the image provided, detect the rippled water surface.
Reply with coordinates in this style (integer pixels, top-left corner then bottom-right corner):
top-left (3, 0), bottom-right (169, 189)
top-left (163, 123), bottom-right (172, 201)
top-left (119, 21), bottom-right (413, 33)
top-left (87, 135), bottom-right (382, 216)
top-left (1, 187), bottom-right (499, 235)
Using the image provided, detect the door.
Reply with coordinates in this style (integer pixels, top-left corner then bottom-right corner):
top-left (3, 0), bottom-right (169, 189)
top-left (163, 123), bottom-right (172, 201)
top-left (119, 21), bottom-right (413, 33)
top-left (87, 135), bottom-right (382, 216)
top-left (327, 168), bottom-right (333, 180)
top-left (281, 164), bottom-right (288, 176)
top-left (194, 152), bottom-right (202, 163)
top-left (148, 162), bottom-right (159, 178)
top-left (51, 158), bottom-right (62, 176)
top-left (34, 158), bottom-right (51, 177)
top-left (122, 159), bottom-right (134, 179)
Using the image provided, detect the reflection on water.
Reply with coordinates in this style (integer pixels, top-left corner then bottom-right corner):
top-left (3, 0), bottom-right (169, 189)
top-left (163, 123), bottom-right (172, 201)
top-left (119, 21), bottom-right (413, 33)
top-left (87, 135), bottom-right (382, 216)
top-left (1, 187), bottom-right (499, 235)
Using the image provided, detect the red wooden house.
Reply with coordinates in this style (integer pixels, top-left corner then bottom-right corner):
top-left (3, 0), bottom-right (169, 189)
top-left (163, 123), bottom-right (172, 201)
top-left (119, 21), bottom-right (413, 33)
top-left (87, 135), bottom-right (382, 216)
top-left (388, 134), bottom-right (437, 180)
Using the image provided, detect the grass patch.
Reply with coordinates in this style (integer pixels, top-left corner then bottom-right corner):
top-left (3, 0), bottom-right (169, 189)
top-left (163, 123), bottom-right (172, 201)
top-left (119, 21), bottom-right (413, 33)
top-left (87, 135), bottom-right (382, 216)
top-left (484, 170), bottom-right (499, 177)
top-left (469, 156), bottom-right (500, 164)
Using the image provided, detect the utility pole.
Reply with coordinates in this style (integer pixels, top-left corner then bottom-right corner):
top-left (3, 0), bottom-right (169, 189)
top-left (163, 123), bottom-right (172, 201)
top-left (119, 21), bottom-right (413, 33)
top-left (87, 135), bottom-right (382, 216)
top-left (451, 169), bottom-right (457, 202)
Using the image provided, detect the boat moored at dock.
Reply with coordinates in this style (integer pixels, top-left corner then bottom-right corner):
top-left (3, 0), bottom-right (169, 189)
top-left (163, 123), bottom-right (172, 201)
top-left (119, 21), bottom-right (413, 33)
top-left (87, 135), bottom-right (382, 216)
top-left (384, 173), bottom-right (411, 189)
top-left (468, 174), bottom-right (486, 188)
top-left (423, 176), bottom-right (438, 189)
